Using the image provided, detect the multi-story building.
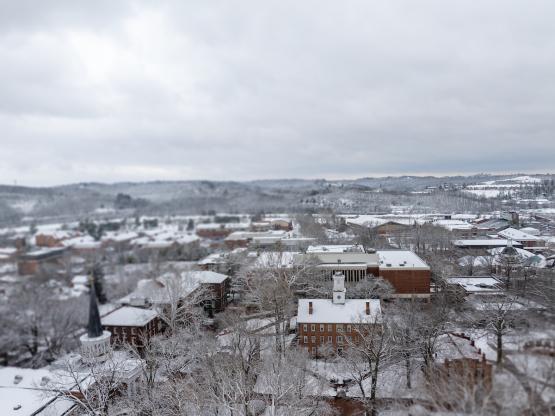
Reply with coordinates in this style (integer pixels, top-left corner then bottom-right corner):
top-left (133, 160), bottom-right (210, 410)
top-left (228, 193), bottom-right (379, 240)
top-left (433, 332), bottom-right (493, 390)
top-left (101, 306), bottom-right (162, 349)
top-left (297, 272), bottom-right (382, 356)
top-left (119, 270), bottom-right (230, 316)
top-left (377, 250), bottom-right (431, 298)
top-left (17, 247), bottom-right (67, 276)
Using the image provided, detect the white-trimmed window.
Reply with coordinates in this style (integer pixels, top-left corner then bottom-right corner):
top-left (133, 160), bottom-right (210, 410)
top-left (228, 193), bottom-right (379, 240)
top-left (337, 336), bottom-right (343, 343)
top-left (303, 336), bottom-right (308, 343)
top-left (311, 324), bottom-right (316, 332)
top-left (311, 336), bottom-right (316, 343)
top-left (346, 325), bottom-right (352, 333)
top-left (336, 324), bottom-right (344, 332)
top-left (320, 324), bottom-right (325, 332)
top-left (303, 324), bottom-right (307, 332)
top-left (328, 324), bottom-right (333, 332)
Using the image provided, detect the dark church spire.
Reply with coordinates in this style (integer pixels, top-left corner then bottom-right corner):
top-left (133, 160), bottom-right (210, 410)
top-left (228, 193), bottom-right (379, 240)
top-left (87, 275), bottom-right (103, 338)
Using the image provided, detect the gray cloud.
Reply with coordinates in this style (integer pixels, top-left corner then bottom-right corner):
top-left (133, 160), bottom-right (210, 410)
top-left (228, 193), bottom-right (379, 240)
top-left (1, 0), bottom-right (554, 186)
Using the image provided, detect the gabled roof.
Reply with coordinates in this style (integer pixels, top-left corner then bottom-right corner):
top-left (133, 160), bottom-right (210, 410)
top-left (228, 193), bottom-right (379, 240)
top-left (297, 299), bottom-right (382, 324)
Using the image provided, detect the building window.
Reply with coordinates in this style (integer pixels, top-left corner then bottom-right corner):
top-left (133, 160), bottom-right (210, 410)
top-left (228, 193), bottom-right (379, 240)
top-left (328, 324), bottom-right (333, 332)
top-left (303, 324), bottom-right (307, 332)
top-left (346, 325), bottom-right (352, 333)
top-left (336, 324), bottom-right (343, 332)
top-left (327, 336), bottom-right (332, 343)
top-left (311, 336), bottom-right (316, 343)
top-left (320, 336), bottom-right (324, 343)
top-left (337, 336), bottom-right (343, 344)
top-left (311, 324), bottom-right (316, 332)
top-left (320, 324), bottom-right (325, 332)
top-left (303, 336), bottom-right (308, 343)
top-left (312, 347), bottom-right (317, 355)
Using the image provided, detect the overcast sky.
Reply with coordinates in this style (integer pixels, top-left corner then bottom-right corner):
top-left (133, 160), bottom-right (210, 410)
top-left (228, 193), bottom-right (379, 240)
top-left (1, 1), bottom-right (554, 186)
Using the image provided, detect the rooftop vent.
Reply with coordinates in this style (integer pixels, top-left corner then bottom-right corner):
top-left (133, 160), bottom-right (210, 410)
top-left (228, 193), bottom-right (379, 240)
top-left (40, 376), bottom-right (50, 386)
top-left (13, 375), bottom-right (22, 385)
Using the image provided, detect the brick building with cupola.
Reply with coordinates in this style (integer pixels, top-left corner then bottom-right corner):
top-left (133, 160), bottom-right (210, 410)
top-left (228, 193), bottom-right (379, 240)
top-left (297, 271), bottom-right (382, 356)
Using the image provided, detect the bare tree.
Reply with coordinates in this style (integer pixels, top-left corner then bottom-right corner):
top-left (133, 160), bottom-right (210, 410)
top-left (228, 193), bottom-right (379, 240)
top-left (5, 282), bottom-right (86, 367)
top-left (255, 348), bottom-right (335, 416)
top-left (47, 352), bottom-right (142, 416)
top-left (344, 315), bottom-right (393, 416)
top-left (478, 295), bottom-right (518, 366)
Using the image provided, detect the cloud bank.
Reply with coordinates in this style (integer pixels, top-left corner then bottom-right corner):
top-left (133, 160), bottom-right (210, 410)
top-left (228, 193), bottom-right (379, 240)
top-left (1, 0), bottom-right (554, 185)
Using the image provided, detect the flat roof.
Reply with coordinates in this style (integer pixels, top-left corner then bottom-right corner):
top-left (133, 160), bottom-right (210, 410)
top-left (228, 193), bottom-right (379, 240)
top-left (297, 299), bottom-right (381, 324)
top-left (454, 239), bottom-right (523, 247)
top-left (498, 227), bottom-right (540, 241)
top-left (307, 244), bottom-right (365, 254)
top-left (314, 252), bottom-right (379, 266)
top-left (377, 250), bottom-right (429, 269)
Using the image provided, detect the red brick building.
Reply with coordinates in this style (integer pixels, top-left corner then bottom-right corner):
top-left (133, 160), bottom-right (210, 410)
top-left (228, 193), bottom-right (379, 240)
top-left (17, 247), bottom-right (67, 276)
top-left (297, 272), bottom-right (382, 356)
top-left (433, 332), bottom-right (493, 390)
top-left (305, 246), bottom-right (431, 297)
top-left (101, 306), bottom-right (162, 349)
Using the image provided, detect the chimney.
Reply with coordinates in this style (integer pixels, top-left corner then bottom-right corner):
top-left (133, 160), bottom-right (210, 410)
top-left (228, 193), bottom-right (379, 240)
top-left (309, 301), bottom-right (313, 315)
top-left (365, 302), bottom-right (370, 315)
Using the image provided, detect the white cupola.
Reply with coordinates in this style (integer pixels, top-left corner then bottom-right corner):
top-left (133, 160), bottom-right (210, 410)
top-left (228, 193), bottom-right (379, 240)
top-left (332, 271), bottom-right (346, 304)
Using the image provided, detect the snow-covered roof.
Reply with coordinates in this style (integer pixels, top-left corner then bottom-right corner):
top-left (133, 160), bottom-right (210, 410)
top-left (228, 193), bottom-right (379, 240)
top-left (101, 231), bottom-right (138, 243)
top-left (313, 252), bottom-right (379, 266)
top-left (0, 247), bottom-right (17, 260)
top-left (118, 271), bottom-right (229, 306)
top-left (433, 219), bottom-right (474, 231)
top-left (520, 227), bottom-right (540, 236)
top-left (249, 251), bottom-right (300, 269)
top-left (446, 277), bottom-right (503, 293)
top-left (346, 215), bottom-right (421, 228)
top-left (196, 223), bottom-right (225, 231)
top-left (498, 227), bottom-right (540, 242)
top-left (63, 235), bottom-right (101, 249)
top-left (101, 306), bottom-right (158, 327)
top-left (297, 299), bottom-right (382, 324)
top-left (0, 367), bottom-right (78, 416)
top-left (454, 239), bottom-right (523, 247)
top-left (198, 252), bottom-right (227, 265)
top-left (225, 230), bottom-right (285, 241)
top-left (377, 250), bottom-right (429, 269)
top-left (436, 333), bottom-right (485, 362)
top-left (71, 275), bottom-right (89, 285)
top-left (189, 270), bottom-right (228, 284)
top-left (306, 244), bottom-right (364, 254)
top-left (35, 230), bottom-right (75, 240)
